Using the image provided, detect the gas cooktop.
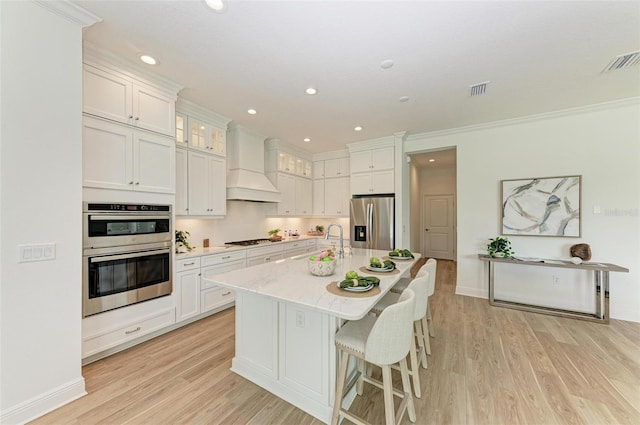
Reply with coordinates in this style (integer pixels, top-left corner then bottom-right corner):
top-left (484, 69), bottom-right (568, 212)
top-left (225, 238), bottom-right (279, 246)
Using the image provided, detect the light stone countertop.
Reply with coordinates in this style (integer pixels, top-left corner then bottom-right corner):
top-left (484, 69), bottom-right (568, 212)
top-left (202, 248), bottom-right (420, 320)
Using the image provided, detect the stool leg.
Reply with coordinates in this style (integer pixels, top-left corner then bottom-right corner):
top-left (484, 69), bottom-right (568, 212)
top-left (381, 364), bottom-right (396, 425)
top-left (331, 350), bottom-right (350, 425)
top-left (415, 319), bottom-right (428, 369)
top-left (356, 357), bottom-right (364, 395)
top-left (427, 301), bottom-right (435, 337)
top-left (408, 324), bottom-right (422, 398)
top-left (399, 357), bottom-right (417, 422)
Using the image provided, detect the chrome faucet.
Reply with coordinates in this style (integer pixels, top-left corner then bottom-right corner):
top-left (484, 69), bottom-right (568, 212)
top-left (325, 223), bottom-right (344, 258)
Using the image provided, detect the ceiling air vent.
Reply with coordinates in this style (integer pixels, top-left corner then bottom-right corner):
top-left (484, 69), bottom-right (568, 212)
top-left (602, 51), bottom-right (640, 73)
top-left (469, 81), bottom-right (489, 97)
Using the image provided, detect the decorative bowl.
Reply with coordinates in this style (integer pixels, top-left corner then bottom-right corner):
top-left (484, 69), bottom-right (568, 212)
top-left (308, 258), bottom-right (337, 276)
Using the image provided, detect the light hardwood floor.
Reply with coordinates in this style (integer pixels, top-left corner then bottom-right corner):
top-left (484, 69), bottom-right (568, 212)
top-left (32, 260), bottom-right (640, 424)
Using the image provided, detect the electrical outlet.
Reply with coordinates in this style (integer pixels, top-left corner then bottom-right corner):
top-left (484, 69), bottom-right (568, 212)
top-left (203, 238), bottom-right (210, 248)
top-left (296, 311), bottom-right (305, 328)
top-left (552, 275), bottom-right (560, 284)
top-left (19, 243), bottom-right (56, 263)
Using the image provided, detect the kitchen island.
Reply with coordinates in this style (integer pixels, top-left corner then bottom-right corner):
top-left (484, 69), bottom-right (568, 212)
top-left (202, 248), bottom-right (420, 424)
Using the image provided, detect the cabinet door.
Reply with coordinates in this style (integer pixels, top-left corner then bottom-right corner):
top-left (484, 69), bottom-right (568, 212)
top-left (83, 64), bottom-right (133, 125)
top-left (277, 173), bottom-right (296, 215)
top-left (278, 152), bottom-right (296, 173)
top-left (371, 147), bottom-right (394, 170)
top-left (132, 84), bottom-right (175, 136)
top-left (187, 117), bottom-right (209, 152)
top-left (350, 173), bottom-right (372, 195)
top-left (134, 131), bottom-right (175, 193)
top-left (295, 177), bottom-right (312, 215)
top-left (324, 157), bottom-right (349, 177)
top-left (211, 126), bottom-right (226, 156)
top-left (312, 179), bottom-right (325, 215)
top-left (83, 116), bottom-right (134, 191)
top-left (207, 155), bottom-right (226, 216)
top-left (188, 151), bottom-right (210, 215)
top-left (175, 112), bottom-right (188, 146)
top-left (372, 169), bottom-right (394, 193)
top-left (296, 158), bottom-right (312, 177)
top-left (325, 177), bottom-right (349, 216)
top-left (350, 151), bottom-right (372, 173)
top-left (313, 161), bottom-right (324, 179)
top-left (175, 148), bottom-right (189, 215)
top-left (175, 269), bottom-right (200, 322)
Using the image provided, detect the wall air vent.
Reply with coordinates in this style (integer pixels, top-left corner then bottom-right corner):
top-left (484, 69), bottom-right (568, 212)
top-left (469, 81), bottom-right (489, 97)
top-left (602, 51), bottom-right (640, 73)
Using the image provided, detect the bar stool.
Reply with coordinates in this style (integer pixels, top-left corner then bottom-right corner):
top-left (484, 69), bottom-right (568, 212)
top-left (391, 258), bottom-right (437, 368)
top-left (371, 272), bottom-right (429, 398)
top-left (331, 289), bottom-right (417, 425)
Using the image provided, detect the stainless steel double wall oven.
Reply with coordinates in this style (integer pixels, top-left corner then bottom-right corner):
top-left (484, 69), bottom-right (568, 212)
top-left (83, 203), bottom-right (172, 317)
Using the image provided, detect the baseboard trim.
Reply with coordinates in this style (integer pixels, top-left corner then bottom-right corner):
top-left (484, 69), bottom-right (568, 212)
top-left (0, 377), bottom-right (86, 425)
top-left (455, 285), bottom-right (487, 299)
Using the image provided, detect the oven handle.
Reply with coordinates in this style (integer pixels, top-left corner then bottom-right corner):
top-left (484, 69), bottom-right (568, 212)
top-left (89, 249), bottom-right (170, 263)
top-left (89, 215), bottom-right (170, 221)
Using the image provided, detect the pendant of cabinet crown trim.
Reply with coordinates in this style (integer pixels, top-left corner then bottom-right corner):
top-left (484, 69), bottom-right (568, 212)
top-left (83, 115), bottom-right (175, 194)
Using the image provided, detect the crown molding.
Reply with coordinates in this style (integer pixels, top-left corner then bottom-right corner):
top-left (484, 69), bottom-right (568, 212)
top-left (34, 1), bottom-right (101, 27)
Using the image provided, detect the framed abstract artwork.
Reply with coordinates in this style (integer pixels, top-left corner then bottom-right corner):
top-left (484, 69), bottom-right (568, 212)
top-left (501, 175), bottom-right (581, 237)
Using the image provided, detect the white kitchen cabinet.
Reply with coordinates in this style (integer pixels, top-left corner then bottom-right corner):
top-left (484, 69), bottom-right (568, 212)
top-left (275, 173), bottom-right (296, 215)
top-left (296, 157), bottom-right (313, 177)
top-left (324, 177), bottom-right (350, 216)
top-left (295, 177), bottom-right (312, 215)
top-left (312, 179), bottom-right (325, 215)
top-left (83, 63), bottom-right (176, 137)
top-left (278, 151), bottom-right (297, 173)
top-left (350, 146), bottom-right (394, 173)
top-left (180, 116), bottom-right (226, 156)
top-left (175, 257), bottom-right (201, 323)
top-left (200, 251), bottom-right (244, 313)
top-left (246, 244), bottom-right (284, 267)
top-left (324, 157), bottom-right (350, 177)
top-left (186, 151), bottom-right (226, 216)
top-left (175, 147), bottom-right (189, 215)
top-left (350, 169), bottom-right (394, 195)
top-left (83, 115), bottom-right (175, 194)
top-left (313, 161), bottom-right (324, 179)
top-left (283, 239), bottom-right (316, 258)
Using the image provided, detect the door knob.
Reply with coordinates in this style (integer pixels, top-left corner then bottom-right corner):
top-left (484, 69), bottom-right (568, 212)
top-left (425, 228), bottom-right (429, 231)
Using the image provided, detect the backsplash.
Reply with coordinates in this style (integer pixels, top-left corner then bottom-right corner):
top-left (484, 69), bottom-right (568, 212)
top-left (176, 201), bottom-right (349, 248)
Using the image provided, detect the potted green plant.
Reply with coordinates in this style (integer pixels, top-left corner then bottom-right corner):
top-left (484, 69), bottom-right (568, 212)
top-left (315, 225), bottom-right (325, 234)
top-left (268, 228), bottom-right (282, 241)
top-left (175, 230), bottom-right (194, 253)
top-left (487, 236), bottom-right (514, 258)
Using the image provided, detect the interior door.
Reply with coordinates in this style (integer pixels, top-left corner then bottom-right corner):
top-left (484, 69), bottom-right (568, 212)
top-left (422, 194), bottom-right (455, 260)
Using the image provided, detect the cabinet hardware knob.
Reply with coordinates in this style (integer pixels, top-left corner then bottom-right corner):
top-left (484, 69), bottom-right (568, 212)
top-left (184, 262), bottom-right (195, 266)
top-left (135, 182), bottom-right (140, 185)
top-left (222, 291), bottom-right (232, 296)
top-left (425, 228), bottom-right (429, 231)
top-left (222, 255), bottom-right (230, 259)
top-left (129, 181), bottom-right (134, 185)
top-left (184, 140), bottom-right (188, 143)
top-left (125, 326), bottom-right (141, 335)
top-left (265, 257), bottom-right (271, 261)
top-left (135, 117), bottom-right (139, 121)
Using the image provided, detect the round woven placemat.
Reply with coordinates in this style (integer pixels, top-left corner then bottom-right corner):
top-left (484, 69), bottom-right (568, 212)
top-left (359, 266), bottom-right (400, 275)
top-left (326, 282), bottom-right (381, 298)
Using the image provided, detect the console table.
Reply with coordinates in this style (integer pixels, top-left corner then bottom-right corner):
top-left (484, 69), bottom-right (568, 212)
top-left (478, 254), bottom-right (629, 324)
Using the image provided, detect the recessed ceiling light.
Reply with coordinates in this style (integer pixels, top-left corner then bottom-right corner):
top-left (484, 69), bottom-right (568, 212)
top-left (303, 138), bottom-right (311, 142)
top-left (204, 0), bottom-right (226, 12)
top-left (247, 109), bottom-right (257, 115)
top-left (139, 55), bottom-right (157, 65)
top-left (399, 96), bottom-right (410, 102)
top-left (380, 59), bottom-right (394, 69)
top-left (305, 87), bottom-right (317, 95)
top-left (429, 159), bottom-right (435, 163)
top-left (354, 126), bottom-right (363, 131)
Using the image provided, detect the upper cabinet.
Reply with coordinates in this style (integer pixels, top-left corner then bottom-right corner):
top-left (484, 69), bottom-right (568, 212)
top-left (83, 64), bottom-right (177, 137)
top-left (83, 116), bottom-right (175, 194)
top-left (348, 142), bottom-right (395, 196)
top-left (350, 146), bottom-right (394, 173)
top-left (324, 157), bottom-right (350, 178)
top-left (175, 99), bottom-right (227, 156)
top-left (174, 99), bottom-right (231, 217)
top-left (268, 143), bottom-right (312, 178)
top-left (311, 151), bottom-right (350, 217)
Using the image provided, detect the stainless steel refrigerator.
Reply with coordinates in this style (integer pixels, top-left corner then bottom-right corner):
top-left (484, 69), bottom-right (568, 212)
top-left (350, 195), bottom-right (395, 251)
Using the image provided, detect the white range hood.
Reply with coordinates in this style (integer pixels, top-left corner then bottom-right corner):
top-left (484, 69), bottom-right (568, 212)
top-left (226, 124), bottom-right (281, 202)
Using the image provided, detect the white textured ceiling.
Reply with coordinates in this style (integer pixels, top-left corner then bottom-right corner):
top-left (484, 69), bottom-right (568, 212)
top-left (76, 0), bottom-right (640, 154)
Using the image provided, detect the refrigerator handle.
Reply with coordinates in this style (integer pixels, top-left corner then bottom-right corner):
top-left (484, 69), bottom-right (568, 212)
top-left (367, 202), bottom-right (373, 245)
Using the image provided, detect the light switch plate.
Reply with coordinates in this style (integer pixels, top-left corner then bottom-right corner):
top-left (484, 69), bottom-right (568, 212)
top-left (19, 243), bottom-right (56, 263)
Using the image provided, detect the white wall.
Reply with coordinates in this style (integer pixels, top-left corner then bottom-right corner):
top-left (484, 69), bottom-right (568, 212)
top-left (405, 99), bottom-right (640, 322)
top-left (0, 2), bottom-right (91, 423)
top-left (176, 201), bottom-right (349, 248)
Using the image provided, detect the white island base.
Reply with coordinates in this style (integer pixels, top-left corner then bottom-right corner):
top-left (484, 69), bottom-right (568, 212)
top-left (233, 292), bottom-right (338, 422)
top-left (204, 249), bottom-right (419, 424)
